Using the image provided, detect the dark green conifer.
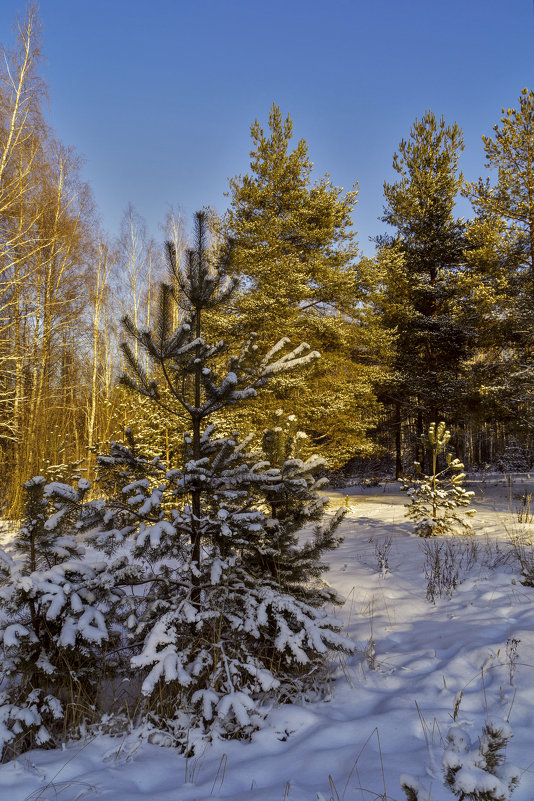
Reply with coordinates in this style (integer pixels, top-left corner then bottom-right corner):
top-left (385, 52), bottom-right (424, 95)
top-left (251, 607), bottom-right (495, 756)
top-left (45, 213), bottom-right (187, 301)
top-left (375, 111), bottom-right (473, 471)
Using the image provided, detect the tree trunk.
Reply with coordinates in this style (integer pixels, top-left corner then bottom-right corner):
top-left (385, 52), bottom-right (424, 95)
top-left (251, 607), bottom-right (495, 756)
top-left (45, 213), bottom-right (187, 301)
top-left (394, 403), bottom-right (402, 478)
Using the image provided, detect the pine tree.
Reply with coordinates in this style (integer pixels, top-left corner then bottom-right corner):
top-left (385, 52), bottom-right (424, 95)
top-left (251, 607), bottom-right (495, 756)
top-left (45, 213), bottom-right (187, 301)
top-left (220, 103), bottom-right (389, 467)
top-left (402, 422), bottom-right (475, 537)
top-left (258, 411), bottom-right (346, 606)
top-left (374, 111), bottom-right (473, 472)
top-left (402, 719), bottom-right (520, 800)
top-left (468, 88), bottom-right (534, 278)
top-left (463, 89), bottom-right (534, 452)
top-left (111, 211), bottom-right (352, 742)
top-left (442, 720), bottom-right (520, 801)
top-left (0, 476), bottom-right (121, 759)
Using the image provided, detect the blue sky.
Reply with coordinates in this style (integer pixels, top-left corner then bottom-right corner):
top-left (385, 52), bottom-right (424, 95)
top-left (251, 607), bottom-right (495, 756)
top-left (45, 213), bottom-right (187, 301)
top-left (1, 0), bottom-right (533, 255)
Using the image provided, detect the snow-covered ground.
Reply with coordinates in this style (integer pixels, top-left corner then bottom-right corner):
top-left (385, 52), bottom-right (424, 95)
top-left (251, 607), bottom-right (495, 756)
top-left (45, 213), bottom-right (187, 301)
top-left (2, 475), bottom-right (534, 801)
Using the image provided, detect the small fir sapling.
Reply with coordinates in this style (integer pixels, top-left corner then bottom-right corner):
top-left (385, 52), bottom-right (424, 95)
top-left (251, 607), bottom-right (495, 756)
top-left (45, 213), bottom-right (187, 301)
top-left (112, 211), bottom-right (353, 742)
top-left (93, 427), bottom-right (168, 536)
top-left (0, 476), bottom-right (123, 759)
top-left (400, 775), bottom-right (432, 801)
top-left (40, 457), bottom-right (85, 487)
top-left (89, 431), bottom-right (170, 593)
top-left (258, 411), bottom-right (347, 606)
top-left (401, 719), bottom-right (520, 801)
top-left (402, 422), bottom-right (475, 537)
top-left (442, 720), bottom-right (520, 801)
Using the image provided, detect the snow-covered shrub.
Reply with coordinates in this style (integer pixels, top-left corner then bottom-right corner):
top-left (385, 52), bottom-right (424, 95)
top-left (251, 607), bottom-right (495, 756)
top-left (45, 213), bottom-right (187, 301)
top-left (401, 719), bottom-right (520, 801)
top-left (0, 476), bottom-right (124, 759)
top-left (402, 422), bottom-right (475, 537)
top-left (442, 720), bottom-right (520, 800)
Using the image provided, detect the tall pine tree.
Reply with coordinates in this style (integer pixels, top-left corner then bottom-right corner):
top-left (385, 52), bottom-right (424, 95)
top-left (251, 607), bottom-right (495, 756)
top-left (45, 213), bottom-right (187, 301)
top-left (374, 111), bottom-right (472, 473)
top-left (463, 89), bottom-right (534, 455)
top-left (219, 104), bottom-right (389, 468)
top-left (468, 88), bottom-right (534, 277)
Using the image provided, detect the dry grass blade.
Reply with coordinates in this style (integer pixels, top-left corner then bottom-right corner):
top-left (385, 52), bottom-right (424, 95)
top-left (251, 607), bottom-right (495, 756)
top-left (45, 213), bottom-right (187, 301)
top-left (22, 737), bottom-right (98, 801)
top-left (340, 727), bottom-right (390, 801)
top-left (210, 753), bottom-right (228, 796)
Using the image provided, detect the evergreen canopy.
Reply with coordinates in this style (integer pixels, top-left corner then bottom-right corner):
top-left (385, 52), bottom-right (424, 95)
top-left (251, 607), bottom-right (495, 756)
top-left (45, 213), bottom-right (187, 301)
top-left (220, 103), bottom-right (388, 466)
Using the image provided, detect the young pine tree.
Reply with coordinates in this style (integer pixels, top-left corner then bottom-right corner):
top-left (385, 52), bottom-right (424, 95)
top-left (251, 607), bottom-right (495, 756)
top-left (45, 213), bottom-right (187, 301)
top-left (112, 211), bottom-right (352, 742)
top-left (402, 718), bottom-right (520, 800)
top-left (259, 411), bottom-right (345, 607)
top-left (0, 476), bottom-right (122, 759)
top-left (442, 720), bottom-right (520, 801)
top-left (402, 422), bottom-right (475, 537)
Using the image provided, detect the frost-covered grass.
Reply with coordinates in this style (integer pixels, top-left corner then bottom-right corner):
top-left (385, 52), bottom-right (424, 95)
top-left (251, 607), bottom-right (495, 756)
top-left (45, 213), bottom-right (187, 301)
top-left (2, 476), bottom-right (534, 801)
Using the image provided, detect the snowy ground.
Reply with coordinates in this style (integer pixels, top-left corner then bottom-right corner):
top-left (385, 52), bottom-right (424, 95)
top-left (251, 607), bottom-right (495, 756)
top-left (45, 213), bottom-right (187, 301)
top-left (2, 475), bottom-right (534, 801)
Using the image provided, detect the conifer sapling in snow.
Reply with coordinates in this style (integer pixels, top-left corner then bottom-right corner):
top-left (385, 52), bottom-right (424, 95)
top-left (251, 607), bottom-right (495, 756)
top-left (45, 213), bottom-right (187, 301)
top-left (259, 411), bottom-right (346, 608)
top-left (112, 211), bottom-right (352, 741)
top-left (0, 476), bottom-right (122, 759)
top-left (442, 720), bottom-right (520, 801)
top-left (402, 422), bottom-right (474, 537)
top-left (401, 719), bottom-right (520, 801)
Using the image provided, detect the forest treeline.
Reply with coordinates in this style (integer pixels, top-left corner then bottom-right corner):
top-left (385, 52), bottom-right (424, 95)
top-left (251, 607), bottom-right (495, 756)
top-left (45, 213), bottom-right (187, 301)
top-left (1, 6), bottom-right (534, 514)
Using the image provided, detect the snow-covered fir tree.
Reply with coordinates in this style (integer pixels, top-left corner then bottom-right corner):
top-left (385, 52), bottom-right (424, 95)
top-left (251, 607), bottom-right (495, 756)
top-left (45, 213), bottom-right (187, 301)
top-left (402, 422), bottom-right (475, 537)
top-left (401, 718), bottom-right (520, 801)
top-left (96, 211), bottom-right (353, 744)
top-left (258, 411), bottom-right (346, 607)
top-left (0, 476), bottom-right (123, 759)
top-left (442, 720), bottom-right (520, 801)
